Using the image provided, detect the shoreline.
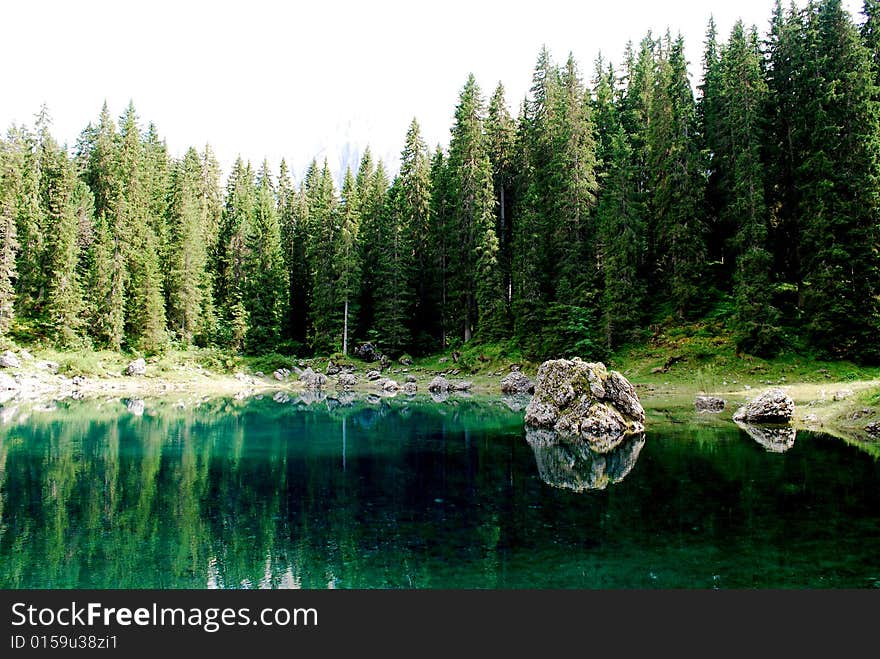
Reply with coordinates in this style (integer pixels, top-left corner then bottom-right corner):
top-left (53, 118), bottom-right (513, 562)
top-left (1, 354), bottom-right (879, 448)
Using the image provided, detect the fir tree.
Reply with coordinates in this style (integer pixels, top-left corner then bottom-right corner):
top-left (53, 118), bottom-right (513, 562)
top-left (648, 35), bottom-right (707, 318)
top-left (244, 161), bottom-right (285, 353)
top-left (398, 119), bottom-right (433, 349)
top-left (335, 169), bottom-right (361, 355)
top-left (167, 147), bottom-right (210, 344)
top-left (798, 0), bottom-right (880, 359)
top-left (719, 22), bottom-right (782, 354)
top-left (0, 141), bottom-right (19, 336)
top-left (447, 74), bottom-right (502, 342)
top-left (485, 83), bottom-right (516, 323)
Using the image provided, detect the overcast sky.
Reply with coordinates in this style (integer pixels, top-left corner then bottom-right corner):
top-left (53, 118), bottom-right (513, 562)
top-left (1, 0), bottom-right (865, 184)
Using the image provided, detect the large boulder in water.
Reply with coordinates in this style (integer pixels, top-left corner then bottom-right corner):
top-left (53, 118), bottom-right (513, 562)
top-left (525, 359), bottom-right (645, 451)
top-left (526, 428), bottom-right (645, 492)
top-left (733, 388), bottom-right (794, 423)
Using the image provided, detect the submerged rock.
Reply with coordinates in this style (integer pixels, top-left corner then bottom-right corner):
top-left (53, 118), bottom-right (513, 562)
top-left (125, 358), bottom-right (147, 377)
top-left (732, 388), bottom-right (794, 423)
top-left (695, 395), bottom-right (726, 413)
top-left (736, 422), bottom-right (797, 453)
top-left (524, 359), bottom-right (645, 452)
top-left (501, 370), bottom-right (535, 395)
top-left (526, 428), bottom-right (645, 492)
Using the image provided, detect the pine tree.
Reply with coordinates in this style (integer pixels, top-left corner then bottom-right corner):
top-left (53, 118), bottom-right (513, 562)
top-left (765, 0), bottom-right (806, 312)
top-left (428, 146), bottom-right (451, 348)
top-left (718, 22), bottom-right (781, 354)
top-left (355, 153), bottom-right (390, 347)
top-left (117, 103), bottom-right (166, 352)
top-left (167, 147), bottom-right (210, 344)
top-left (0, 140), bottom-right (19, 336)
top-left (446, 74), bottom-right (502, 342)
top-left (798, 0), bottom-right (880, 360)
top-left (648, 35), bottom-right (707, 318)
top-left (398, 119), bottom-right (433, 350)
top-left (485, 83), bottom-right (516, 325)
top-left (87, 211), bottom-right (126, 350)
top-left (335, 169), bottom-right (361, 355)
top-left (700, 17), bottom-right (732, 287)
top-left (546, 53), bottom-right (601, 355)
top-left (512, 48), bottom-right (560, 344)
top-left (216, 157), bottom-right (255, 351)
top-left (306, 160), bottom-right (340, 353)
top-left (594, 59), bottom-right (646, 350)
top-left (8, 123), bottom-right (44, 314)
top-left (41, 136), bottom-right (85, 346)
top-left (862, 0), bottom-right (880, 82)
top-left (244, 161), bottom-right (285, 353)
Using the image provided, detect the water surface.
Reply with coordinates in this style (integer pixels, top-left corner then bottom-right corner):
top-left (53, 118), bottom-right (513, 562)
top-left (0, 394), bottom-right (878, 588)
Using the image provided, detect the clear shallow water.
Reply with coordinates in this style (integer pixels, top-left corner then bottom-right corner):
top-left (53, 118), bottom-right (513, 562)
top-left (0, 394), bottom-right (878, 589)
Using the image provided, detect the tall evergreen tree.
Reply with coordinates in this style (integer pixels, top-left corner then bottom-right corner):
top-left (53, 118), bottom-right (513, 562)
top-left (335, 168), bottom-right (361, 355)
top-left (648, 35), bottom-right (707, 318)
top-left (398, 119), bottom-right (433, 350)
top-left (485, 83), bottom-right (517, 324)
top-left (0, 139), bottom-right (19, 336)
top-left (244, 161), bottom-right (285, 353)
top-left (594, 59), bottom-right (646, 350)
top-left (166, 147), bottom-right (211, 344)
top-left (215, 157), bottom-right (255, 351)
top-left (446, 75), bottom-right (502, 342)
top-left (798, 0), bottom-right (880, 359)
top-left (428, 146), bottom-right (452, 348)
top-left (306, 160), bottom-right (340, 353)
top-left (41, 136), bottom-right (86, 346)
top-left (718, 22), bottom-right (781, 354)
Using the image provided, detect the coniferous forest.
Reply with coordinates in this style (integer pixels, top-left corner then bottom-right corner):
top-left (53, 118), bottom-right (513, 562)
top-left (2, 0), bottom-right (880, 364)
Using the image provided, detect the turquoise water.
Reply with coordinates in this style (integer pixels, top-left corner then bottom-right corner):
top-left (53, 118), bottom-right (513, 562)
top-left (0, 394), bottom-right (878, 589)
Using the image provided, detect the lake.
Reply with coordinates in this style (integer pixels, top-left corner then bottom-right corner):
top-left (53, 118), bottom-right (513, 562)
top-left (1, 393), bottom-right (878, 589)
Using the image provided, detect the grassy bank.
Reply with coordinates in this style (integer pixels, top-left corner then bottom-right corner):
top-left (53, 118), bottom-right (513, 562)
top-left (2, 323), bottom-right (879, 448)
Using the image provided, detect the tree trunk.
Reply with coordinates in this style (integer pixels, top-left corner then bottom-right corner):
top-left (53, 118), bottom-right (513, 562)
top-left (343, 297), bottom-right (349, 355)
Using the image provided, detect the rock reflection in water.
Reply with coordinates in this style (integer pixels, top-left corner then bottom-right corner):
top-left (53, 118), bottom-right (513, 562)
top-left (525, 428), bottom-right (646, 492)
top-left (736, 422), bottom-right (796, 453)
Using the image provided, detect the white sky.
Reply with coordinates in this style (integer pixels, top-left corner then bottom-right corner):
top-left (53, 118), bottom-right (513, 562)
top-left (0, 0), bottom-right (865, 185)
